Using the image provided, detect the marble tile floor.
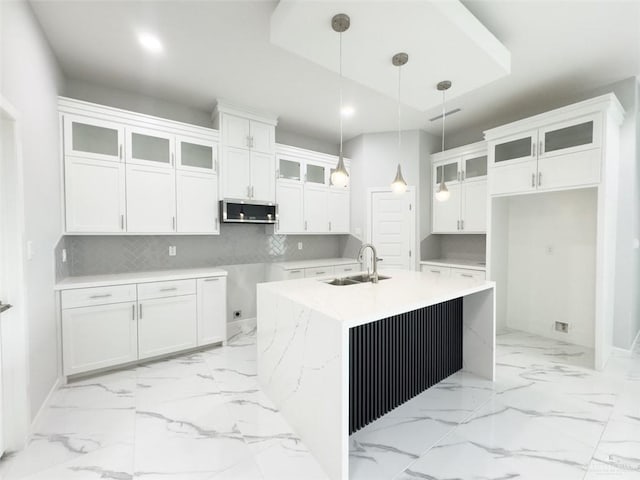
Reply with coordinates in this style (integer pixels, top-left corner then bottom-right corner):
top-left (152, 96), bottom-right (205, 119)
top-left (1, 328), bottom-right (639, 480)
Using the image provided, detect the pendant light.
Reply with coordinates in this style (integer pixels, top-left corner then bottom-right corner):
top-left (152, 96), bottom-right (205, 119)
top-left (435, 80), bottom-right (452, 202)
top-left (330, 13), bottom-right (350, 188)
top-left (390, 52), bottom-right (408, 194)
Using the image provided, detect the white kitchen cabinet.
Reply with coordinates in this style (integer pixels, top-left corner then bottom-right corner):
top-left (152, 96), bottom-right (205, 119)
top-left (249, 121), bottom-right (275, 154)
top-left (450, 268), bottom-right (486, 281)
top-left (221, 146), bottom-right (251, 199)
top-left (251, 151), bottom-right (276, 201)
top-left (328, 188), bottom-right (350, 233)
top-left (222, 114), bottom-right (274, 154)
top-left (196, 277), bottom-right (227, 346)
top-left (304, 266), bottom-right (335, 278)
top-left (64, 156), bottom-right (126, 233)
top-left (126, 164), bottom-right (176, 233)
top-left (176, 170), bottom-right (219, 234)
top-left (431, 142), bottom-right (487, 234)
top-left (334, 263), bottom-right (360, 275)
top-left (176, 136), bottom-right (217, 174)
top-left (420, 265), bottom-right (452, 276)
top-left (62, 301), bottom-right (138, 376)
top-left (276, 181), bottom-right (304, 233)
top-left (304, 184), bottom-right (329, 233)
top-left (126, 126), bottom-right (175, 168)
top-left (63, 115), bottom-right (124, 163)
top-left (488, 114), bottom-right (602, 196)
top-left (138, 294), bottom-right (197, 359)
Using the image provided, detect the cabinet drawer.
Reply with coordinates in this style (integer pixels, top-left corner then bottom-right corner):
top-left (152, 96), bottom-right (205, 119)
top-left (137, 279), bottom-right (196, 300)
top-left (304, 266), bottom-right (335, 278)
top-left (62, 284), bottom-right (137, 309)
top-left (451, 268), bottom-right (486, 281)
top-left (420, 265), bottom-right (452, 276)
top-left (334, 263), bottom-right (360, 275)
top-left (283, 269), bottom-right (305, 280)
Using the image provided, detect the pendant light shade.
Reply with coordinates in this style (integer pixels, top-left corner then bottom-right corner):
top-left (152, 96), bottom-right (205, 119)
top-left (435, 80), bottom-right (452, 202)
top-left (331, 13), bottom-right (350, 188)
top-left (391, 52), bottom-right (408, 194)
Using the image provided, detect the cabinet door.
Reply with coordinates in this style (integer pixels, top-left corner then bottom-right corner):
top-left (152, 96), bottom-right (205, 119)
top-left (126, 164), bottom-right (176, 233)
top-left (537, 148), bottom-right (601, 191)
top-left (306, 162), bottom-right (328, 186)
top-left (176, 171), bottom-right (219, 234)
top-left (64, 157), bottom-right (126, 233)
top-left (126, 127), bottom-right (174, 168)
top-left (461, 180), bottom-right (487, 233)
top-left (63, 115), bottom-right (123, 163)
top-left (335, 263), bottom-right (360, 275)
top-left (434, 159), bottom-right (461, 189)
top-left (304, 266), bottom-right (335, 278)
top-left (304, 184), bottom-right (329, 233)
top-left (492, 130), bottom-right (537, 167)
top-left (196, 277), bottom-right (226, 346)
top-left (250, 151), bottom-right (275, 202)
top-left (276, 181), bottom-right (304, 233)
top-left (250, 120), bottom-right (274, 154)
top-left (222, 114), bottom-right (251, 149)
top-left (222, 146), bottom-right (251, 199)
top-left (283, 269), bottom-right (304, 280)
top-left (62, 302), bottom-right (137, 376)
top-left (328, 188), bottom-right (349, 233)
top-left (539, 114), bottom-right (601, 159)
top-left (176, 136), bottom-right (217, 174)
top-left (432, 184), bottom-right (461, 233)
top-left (489, 161), bottom-right (537, 196)
top-left (278, 157), bottom-right (302, 181)
top-left (450, 268), bottom-right (485, 281)
top-left (462, 153), bottom-right (488, 181)
top-left (138, 295), bottom-right (197, 359)
top-left (420, 265), bottom-right (451, 277)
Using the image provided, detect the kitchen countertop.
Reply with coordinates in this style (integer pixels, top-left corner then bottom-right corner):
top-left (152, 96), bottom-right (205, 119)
top-left (420, 258), bottom-right (487, 271)
top-left (258, 269), bottom-right (494, 328)
top-left (55, 267), bottom-right (228, 290)
top-left (270, 257), bottom-right (360, 270)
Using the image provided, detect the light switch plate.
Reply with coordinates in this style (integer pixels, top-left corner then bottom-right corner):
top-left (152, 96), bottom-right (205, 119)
top-left (298, 242), bottom-right (303, 250)
top-left (169, 246), bottom-right (177, 256)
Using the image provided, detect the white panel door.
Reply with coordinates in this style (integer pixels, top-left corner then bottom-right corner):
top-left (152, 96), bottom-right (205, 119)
top-left (65, 156), bottom-right (126, 232)
top-left (304, 184), bottom-right (329, 233)
top-left (328, 188), bottom-right (349, 233)
top-left (126, 164), bottom-right (176, 233)
top-left (250, 151), bottom-right (275, 202)
top-left (176, 171), bottom-right (219, 234)
top-left (461, 180), bottom-right (487, 233)
top-left (370, 191), bottom-right (412, 270)
top-left (62, 302), bottom-right (138, 376)
top-left (222, 114), bottom-right (251, 149)
top-left (250, 120), bottom-right (274, 154)
top-left (276, 181), bottom-right (304, 233)
top-left (63, 115), bottom-right (123, 163)
top-left (432, 184), bottom-right (461, 233)
top-left (197, 277), bottom-right (227, 346)
top-left (222, 146), bottom-right (251, 199)
top-left (138, 295), bottom-right (197, 359)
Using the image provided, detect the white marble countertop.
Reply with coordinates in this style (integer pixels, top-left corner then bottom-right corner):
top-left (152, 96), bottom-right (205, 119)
top-left (258, 269), bottom-right (494, 328)
top-left (420, 258), bottom-right (487, 271)
top-left (270, 257), bottom-right (360, 270)
top-left (55, 267), bottom-right (228, 290)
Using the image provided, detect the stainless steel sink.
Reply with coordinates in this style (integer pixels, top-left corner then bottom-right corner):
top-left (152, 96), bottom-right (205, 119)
top-left (325, 274), bottom-right (391, 286)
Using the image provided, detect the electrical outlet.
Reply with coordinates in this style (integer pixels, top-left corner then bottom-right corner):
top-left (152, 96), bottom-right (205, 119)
top-left (555, 321), bottom-right (569, 333)
top-left (298, 242), bottom-right (303, 250)
top-left (233, 310), bottom-right (242, 319)
top-left (169, 246), bottom-right (177, 256)
top-left (61, 248), bottom-right (67, 263)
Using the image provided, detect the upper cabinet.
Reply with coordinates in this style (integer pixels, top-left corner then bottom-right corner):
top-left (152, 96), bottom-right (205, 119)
top-left (431, 142), bottom-right (487, 234)
top-left (59, 97), bottom-right (219, 235)
top-left (215, 104), bottom-right (277, 202)
top-left (486, 97), bottom-right (615, 197)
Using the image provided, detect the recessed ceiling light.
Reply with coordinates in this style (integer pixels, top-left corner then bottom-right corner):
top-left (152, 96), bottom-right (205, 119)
top-left (341, 105), bottom-right (355, 117)
top-left (138, 32), bottom-right (163, 54)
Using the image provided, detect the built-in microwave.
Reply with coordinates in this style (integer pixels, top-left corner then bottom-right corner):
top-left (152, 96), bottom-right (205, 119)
top-left (220, 199), bottom-right (277, 224)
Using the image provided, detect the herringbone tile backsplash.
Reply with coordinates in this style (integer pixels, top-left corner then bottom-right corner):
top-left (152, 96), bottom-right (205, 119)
top-left (65, 224), bottom-right (346, 276)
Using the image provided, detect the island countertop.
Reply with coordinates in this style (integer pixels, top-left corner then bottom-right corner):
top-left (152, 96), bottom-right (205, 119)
top-left (257, 269), bottom-right (495, 328)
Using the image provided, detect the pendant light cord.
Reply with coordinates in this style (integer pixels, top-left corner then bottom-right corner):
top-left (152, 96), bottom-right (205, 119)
top-left (441, 89), bottom-right (446, 152)
top-left (339, 31), bottom-right (343, 157)
top-left (397, 62), bottom-right (401, 162)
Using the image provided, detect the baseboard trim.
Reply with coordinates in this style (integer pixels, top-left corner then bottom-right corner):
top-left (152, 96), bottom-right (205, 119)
top-left (29, 376), bottom-right (62, 439)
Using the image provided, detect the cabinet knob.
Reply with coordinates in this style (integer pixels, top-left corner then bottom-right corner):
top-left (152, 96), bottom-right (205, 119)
top-left (538, 171), bottom-right (542, 187)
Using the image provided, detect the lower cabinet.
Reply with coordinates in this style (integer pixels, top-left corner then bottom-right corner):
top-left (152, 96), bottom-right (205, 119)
top-left (62, 301), bottom-right (138, 376)
top-left (420, 263), bottom-right (486, 280)
top-left (197, 277), bottom-right (227, 346)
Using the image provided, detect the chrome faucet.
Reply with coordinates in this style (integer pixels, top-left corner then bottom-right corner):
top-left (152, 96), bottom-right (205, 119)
top-left (358, 243), bottom-right (382, 284)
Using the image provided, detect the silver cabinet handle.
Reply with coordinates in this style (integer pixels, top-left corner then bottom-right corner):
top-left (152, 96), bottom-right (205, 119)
top-left (462, 171), bottom-right (466, 181)
top-left (531, 173), bottom-right (535, 187)
top-left (329, 221), bottom-right (332, 231)
top-left (251, 186), bottom-right (255, 198)
top-left (457, 220), bottom-right (460, 230)
top-left (457, 170), bottom-right (461, 181)
top-left (539, 140), bottom-right (543, 155)
top-left (89, 293), bottom-right (112, 299)
top-left (430, 270), bottom-right (441, 274)
top-left (250, 136), bottom-right (255, 148)
top-left (315, 271), bottom-right (326, 275)
top-left (120, 214), bottom-right (125, 230)
top-left (305, 220), bottom-right (308, 231)
top-left (171, 152), bottom-right (174, 166)
top-left (172, 216), bottom-right (176, 230)
top-left (132, 304), bottom-right (136, 321)
top-left (461, 219), bottom-right (464, 230)
top-left (138, 303), bottom-right (142, 319)
top-left (289, 270), bottom-right (302, 274)
top-left (461, 274), bottom-right (474, 278)
top-left (343, 268), bottom-right (353, 272)
top-left (119, 144), bottom-right (123, 160)
top-left (538, 171), bottom-right (542, 186)
top-left (160, 287), bottom-right (177, 292)
top-left (246, 135), bottom-right (251, 148)
top-left (532, 142), bottom-right (536, 157)
top-left (204, 277), bottom-right (219, 282)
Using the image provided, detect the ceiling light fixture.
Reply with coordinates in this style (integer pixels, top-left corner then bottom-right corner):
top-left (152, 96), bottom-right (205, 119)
top-left (390, 52), bottom-right (408, 195)
top-left (138, 32), bottom-right (163, 54)
top-left (435, 80), bottom-right (452, 202)
top-left (330, 13), bottom-right (350, 188)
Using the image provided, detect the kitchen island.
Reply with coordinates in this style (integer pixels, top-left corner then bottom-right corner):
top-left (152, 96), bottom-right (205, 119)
top-left (256, 270), bottom-right (495, 480)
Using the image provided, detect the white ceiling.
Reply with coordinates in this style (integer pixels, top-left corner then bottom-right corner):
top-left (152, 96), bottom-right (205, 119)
top-left (270, 1), bottom-right (510, 111)
top-left (29, 0), bottom-right (640, 144)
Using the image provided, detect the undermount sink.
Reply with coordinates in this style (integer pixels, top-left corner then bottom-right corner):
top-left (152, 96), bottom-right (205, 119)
top-left (325, 274), bottom-right (391, 286)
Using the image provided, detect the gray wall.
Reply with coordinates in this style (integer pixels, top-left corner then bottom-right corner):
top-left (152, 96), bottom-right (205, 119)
top-left (2, 0), bottom-right (65, 421)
